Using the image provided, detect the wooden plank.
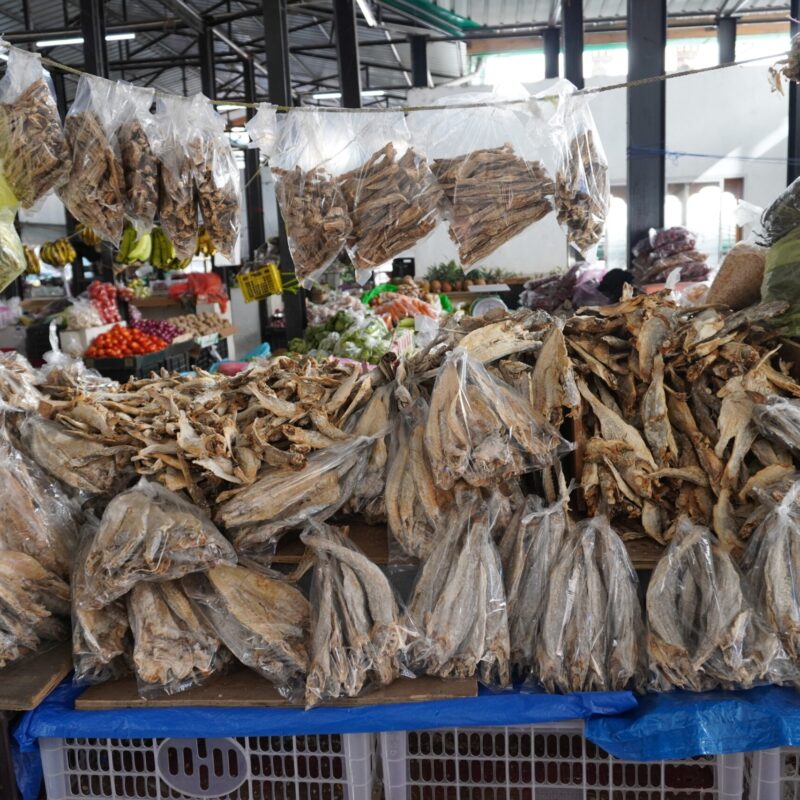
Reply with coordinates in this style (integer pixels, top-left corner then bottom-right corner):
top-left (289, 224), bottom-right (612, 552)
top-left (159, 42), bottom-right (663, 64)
top-left (0, 641), bottom-right (72, 711)
top-left (624, 537), bottom-right (665, 570)
top-left (77, 668), bottom-right (477, 711)
top-left (130, 296), bottom-right (181, 308)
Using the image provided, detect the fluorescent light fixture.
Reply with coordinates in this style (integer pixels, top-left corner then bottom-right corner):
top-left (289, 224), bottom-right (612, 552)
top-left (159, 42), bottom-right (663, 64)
top-left (312, 89), bottom-right (385, 100)
top-left (36, 32), bottom-right (136, 47)
top-left (356, 0), bottom-right (377, 27)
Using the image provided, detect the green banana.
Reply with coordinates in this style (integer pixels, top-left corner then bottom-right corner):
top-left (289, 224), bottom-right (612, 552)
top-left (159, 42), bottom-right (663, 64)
top-left (128, 232), bottom-right (152, 263)
top-left (117, 226), bottom-right (136, 262)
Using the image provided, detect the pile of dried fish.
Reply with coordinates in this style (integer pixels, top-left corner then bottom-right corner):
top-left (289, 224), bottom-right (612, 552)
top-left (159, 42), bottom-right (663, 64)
top-left (433, 146), bottom-right (554, 265)
top-left (273, 166), bottom-right (352, 283)
top-left (555, 130), bottom-right (609, 252)
top-left (406, 488), bottom-right (510, 685)
top-left (339, 143), bottom-right (442, 271)
top-left (184, 564), bottom-right (310, 697)
top-left (648, 517), bottom-right (792, 691)
top-left (80, 480), bottom-right (236, 608)
top-left (128, 581), bottom-right (223, 696)
top-left (0, 551), bottom-right (70, 669)
top-left (536, 515), bottom-right (644, 692)
top-left (301, 522), bottom-right (407, 708)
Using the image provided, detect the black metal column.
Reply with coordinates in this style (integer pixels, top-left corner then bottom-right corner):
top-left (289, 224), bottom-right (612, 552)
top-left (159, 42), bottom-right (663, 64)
top-left (562, 0), bottom-right (583, 89)
top-left (333, 0), bottom-right (362, 107)
top-left (789, 2), bottom-right (800, 185)
top-left (718, 16), bottom-right (736, 65)
top-left (263, 0), bottom-right (305, 341)
top-left (199, 22), bottom-right (217, 97)
top-left (79, 0), bottom-right (108, 76)
top-left (544, 27), bottom-right (560, 79)
top-left (627, 0), bottom-right (666, 260)
top-left (410, 34), bottom-right (428, 88)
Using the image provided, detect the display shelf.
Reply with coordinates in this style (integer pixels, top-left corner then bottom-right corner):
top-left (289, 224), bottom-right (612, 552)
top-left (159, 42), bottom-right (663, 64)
top-left (0, 641), bottom-right (72, 712)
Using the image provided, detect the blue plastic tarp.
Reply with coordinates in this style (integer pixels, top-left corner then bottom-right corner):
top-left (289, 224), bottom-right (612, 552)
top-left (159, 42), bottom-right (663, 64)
top-left (586, 685), bottom-right (800, 761)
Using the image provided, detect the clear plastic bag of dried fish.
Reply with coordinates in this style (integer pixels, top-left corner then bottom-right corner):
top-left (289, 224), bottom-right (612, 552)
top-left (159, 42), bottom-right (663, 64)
top-left (552, 89), bottom-right (609, 256)
top-left (406, 487), bottom-right (510, 686)
top-left (0, 351), bottom-right (42, 412)
top-left (189, 94), bottom-right (240, 260)
top-left (128, 580), bottom-right (226, 698)
top-left (0, 550), bottom-right (71, 669)
top-left (301, 521), bottom-right (410, 708)
top-left (271, 109), bottom-right (353, 286)
top-left (754, 396), bottom-right (800, 456)
top-left (0, 424), bottom-right (79, 577)
top-left (79, 478), bottom-right (237, 609)
top-left (337, 111), bottom-right (442, 275)
top-left (425, 348), bottom-right (568, 490)
top-left (153, 94), bottom-right (199, 260)
top-left (408, 93), bottom-right (555, 266)
top-left (0, 41), bottom-right (70, 209)
top-left (536, 515), bottom-right (645, 693)
top-left (183, 564), bottom-right (309, 699)
top-left (116, 82), bottom-right (158, 234)
top-left (57, 74), bottom-right (126, 245)
top-left (647, 517), bottom-right (793, 692)
top-left (0, 207), bottom-right (26, 293)
top-left (216, 434), bottom-right (373, 557)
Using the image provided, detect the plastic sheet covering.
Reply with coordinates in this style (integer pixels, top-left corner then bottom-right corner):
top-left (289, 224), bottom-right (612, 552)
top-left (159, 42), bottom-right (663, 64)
top-left (245, 103), bottom-right (279, 158)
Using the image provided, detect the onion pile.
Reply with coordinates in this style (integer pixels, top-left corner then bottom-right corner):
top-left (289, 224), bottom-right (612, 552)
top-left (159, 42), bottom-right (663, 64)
top-left (132, 318), bottom-right (183, 343)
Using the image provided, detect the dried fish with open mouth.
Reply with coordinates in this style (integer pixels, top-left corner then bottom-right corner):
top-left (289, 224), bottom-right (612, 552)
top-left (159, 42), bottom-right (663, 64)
top-left (647, 517), bottom-right (790, 691)
top-left (183, 564), bottom-right (309, 698)
top-left (80, 479), bottom-right (236, 608)
top-left (406, 488), bottom-right (510, 686)
top-left (301, 522), bottom-right (407, 707)
top-left (536, 515), bottom-right (644, 692)
top-left (128, 580), bottom-right (224, 697)
top-left (424, 348), bottom-right (566, 490)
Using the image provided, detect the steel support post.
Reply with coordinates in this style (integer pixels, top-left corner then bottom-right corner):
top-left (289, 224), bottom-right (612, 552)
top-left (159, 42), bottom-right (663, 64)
top-left (263, 0), bottom-right (305, 341)
top-left (410, 34), bottom-right (429, 87)
top-left (789, 2), bottom-right (800, 184)
top-left (717, 16), bottom-right (736, 65)
top-left (333, 0), bottom-right (362, 107)
top-left (199, 22), bottom-right (217, 97)
top-left (79, 0), bottom-right (108, 76)
top-left (562, 0), bottom-right (583, 89)
top-left (544, 26), bottom-right (560, 79)
top-left (627, 0), bottom-right (666, 261)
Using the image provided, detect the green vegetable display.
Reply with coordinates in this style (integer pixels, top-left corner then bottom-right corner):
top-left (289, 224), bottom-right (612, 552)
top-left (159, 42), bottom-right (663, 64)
top-left (290, 309), bottom-right (392, 364)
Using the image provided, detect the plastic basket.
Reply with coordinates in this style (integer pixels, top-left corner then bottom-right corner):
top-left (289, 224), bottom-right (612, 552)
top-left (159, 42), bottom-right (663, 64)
top-left (40, 732), bottom-right (374, 800)
top-left (237, 263), bottom-right (282, 303)
top-left (749, 747), bottom-right (800, 800)
top-left (380, 722), bottom-right (744, 800)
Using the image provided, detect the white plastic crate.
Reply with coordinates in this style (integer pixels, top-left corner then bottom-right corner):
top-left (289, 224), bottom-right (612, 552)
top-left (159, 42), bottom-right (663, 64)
top-left (749, 747), bottom-right (800, 800)
top-left (380, 721), bottom-right (745, 800)
top-left (39, 733), bottom-right (374, 800)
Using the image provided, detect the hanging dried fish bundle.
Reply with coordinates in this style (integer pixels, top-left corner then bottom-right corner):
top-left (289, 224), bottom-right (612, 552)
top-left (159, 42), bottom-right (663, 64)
top-left (536, 515), bottom-right (645, 693)
top-left (118, 117), bottom-right (158, 226)
top-left (406, 488), bottom-right (510, 685)
top-left (302, 522), bottom-right (407, 708)
top-left (432, 145), bottom-right (554, 265)
top-left (339, 143), bottom-right (442, 271)
top-left (648, 517), bottom-right (792, 691)
top-left (183, 564), bottom-right (310, 698)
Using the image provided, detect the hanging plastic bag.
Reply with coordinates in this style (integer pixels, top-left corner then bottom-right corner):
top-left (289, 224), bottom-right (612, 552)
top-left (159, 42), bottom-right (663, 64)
top-left (647, 516), bottom-right (791, 691)
top-left (154, 94), bottom-right (198, 260)
top-left (78, 478), bottom-right (237, 609)
top-left (245, 102), bottom-right (279, 158)
top-left (762, 225), bottom-right (800, 335)
top-left (553, 90), bottom-right (610, 256)
top-left (424, 348), bottom-right (568, 490)
top-left (271, 109), bottom-right (352, 286)
top-left (58, 75), bottom-right (125, 245)
top-left (0, 208), bottom-right (26, 293)
top-left (116, 82), bottom-right (158, 233)
top-left (183, 564), bottom-right (309, 700)
top-left (301, 521), bottom-right (410, 708)
top-left (189, 95), bottom-right (240, 260)
top-left (337, 111), bottom-right (442, 274)
top-left (0, 41), bottom-right (70, 208)
top-left (408, 93), bottom-right (555, 266)
top-left (535, 514), bottom-right (645, 693)
top-left (128, 580), bottom-right (226, 698)
top-left (405, 486), bottom-right (510, 686)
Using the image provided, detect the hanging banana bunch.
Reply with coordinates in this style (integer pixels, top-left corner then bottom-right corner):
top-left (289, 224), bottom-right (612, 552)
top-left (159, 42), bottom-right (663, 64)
top-left (23, 245), bottom-right (40, 275)
top-left (195, 226), bottom-right (216, 258)
top-left (40, 238), bottom-right (77, 267)
top-left (76, 223), bottom-right (101, 247)
top-left (115, 225), bottom-right (153, 266)
top-left (150, 227), bottom-right (178, 271)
